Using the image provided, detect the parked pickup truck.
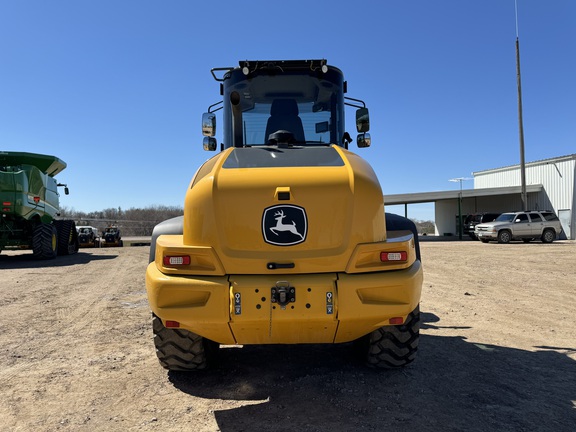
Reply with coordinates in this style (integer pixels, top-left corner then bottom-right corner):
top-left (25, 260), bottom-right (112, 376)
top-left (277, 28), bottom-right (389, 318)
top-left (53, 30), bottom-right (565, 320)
top-left (463, 212), bottom-right (500, 239)
top-left (474, 210), bottom-right (562, 244)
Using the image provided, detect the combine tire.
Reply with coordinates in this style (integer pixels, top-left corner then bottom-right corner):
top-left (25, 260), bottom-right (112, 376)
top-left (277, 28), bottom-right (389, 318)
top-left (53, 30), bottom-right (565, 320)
top-left (32, 223), bottom-right (58, 259)
top-left (358, 305), bottom-right (420, 368)
top-left (53, 220), bottom-right (79, 255)
top-left (152, 314), bottom-right (218, 371)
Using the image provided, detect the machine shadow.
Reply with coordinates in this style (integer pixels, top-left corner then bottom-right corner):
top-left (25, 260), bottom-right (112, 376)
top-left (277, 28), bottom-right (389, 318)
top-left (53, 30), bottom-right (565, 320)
top-left (168, 312), bottom-right (576, 432)
top-left (0, 251), bottom-right (118, 269)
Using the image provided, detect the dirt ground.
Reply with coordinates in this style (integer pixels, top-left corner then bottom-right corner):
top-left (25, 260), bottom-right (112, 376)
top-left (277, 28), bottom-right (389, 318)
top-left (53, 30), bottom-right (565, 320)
top-left (1, 239), bottom-right (575, 432)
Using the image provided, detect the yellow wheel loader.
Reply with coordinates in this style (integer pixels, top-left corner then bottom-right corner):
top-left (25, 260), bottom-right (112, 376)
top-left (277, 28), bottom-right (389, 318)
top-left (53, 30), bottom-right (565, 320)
top-left (145, 60), bottom-right (423, 370)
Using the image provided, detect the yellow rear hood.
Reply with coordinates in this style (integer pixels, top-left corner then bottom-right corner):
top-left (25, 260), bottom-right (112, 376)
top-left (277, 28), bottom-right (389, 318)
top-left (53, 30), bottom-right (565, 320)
top-left (183, 146), bottom-right (386, 274)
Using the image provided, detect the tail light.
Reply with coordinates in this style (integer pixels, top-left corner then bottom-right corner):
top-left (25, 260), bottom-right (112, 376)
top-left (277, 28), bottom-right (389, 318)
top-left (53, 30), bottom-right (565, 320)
top-left (380, 251), bottom-right (408, 262)
top-left (163, 255), bottom-right (191, 266)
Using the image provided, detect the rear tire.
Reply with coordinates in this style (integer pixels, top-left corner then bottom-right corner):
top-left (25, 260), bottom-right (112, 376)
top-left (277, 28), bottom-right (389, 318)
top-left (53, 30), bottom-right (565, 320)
top-left (152, 314), bottom-right (218, 371)
top-left (541, 229), bottom-right (555, 243)
top-left (358, 305), bottom-right (420, 368)
top-left (385, 213), bottom-right (421, 261)
top-left (53, 220), bottom-right (79, 255)
top-left (32, 223), bottom-right (58, 259)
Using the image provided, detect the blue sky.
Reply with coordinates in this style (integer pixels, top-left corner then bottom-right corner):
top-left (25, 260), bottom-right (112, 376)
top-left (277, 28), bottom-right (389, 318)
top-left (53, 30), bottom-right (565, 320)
top-left (1, 1), bottom-right (574, 221)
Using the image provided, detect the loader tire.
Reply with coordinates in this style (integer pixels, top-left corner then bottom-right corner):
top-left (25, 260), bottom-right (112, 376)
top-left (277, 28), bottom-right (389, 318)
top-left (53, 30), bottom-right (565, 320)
top-left (32, 223), bottom-right (58, 259)
top-left (361, 305), bottom-right (420, 368)
top-left (152, 314), bottom-right (218, 371)
top-left (385, 213), bottom-right (421, 261)
top-left (54, 220), bottom-right (79, 255)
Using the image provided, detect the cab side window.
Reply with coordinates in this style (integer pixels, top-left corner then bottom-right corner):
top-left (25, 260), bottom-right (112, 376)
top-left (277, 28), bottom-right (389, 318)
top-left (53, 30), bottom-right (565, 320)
top-left (529, 213), bottom-right (542, 222)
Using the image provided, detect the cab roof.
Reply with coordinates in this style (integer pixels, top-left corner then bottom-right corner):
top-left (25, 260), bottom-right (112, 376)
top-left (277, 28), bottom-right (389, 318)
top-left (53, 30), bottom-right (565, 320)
top-left (0, 151), bottom-right (67, 176)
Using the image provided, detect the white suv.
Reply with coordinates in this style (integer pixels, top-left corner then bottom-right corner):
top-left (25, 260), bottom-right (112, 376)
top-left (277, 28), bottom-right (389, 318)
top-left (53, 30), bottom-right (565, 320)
top-left (474, 211), bottom-right (562, 244)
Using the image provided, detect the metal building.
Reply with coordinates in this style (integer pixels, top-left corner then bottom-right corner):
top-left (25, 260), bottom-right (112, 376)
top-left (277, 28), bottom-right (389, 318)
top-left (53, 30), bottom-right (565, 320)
top-left (471, 154), bottom-right (574, 239)
top-left (385, 154), bottom-right (575, 240)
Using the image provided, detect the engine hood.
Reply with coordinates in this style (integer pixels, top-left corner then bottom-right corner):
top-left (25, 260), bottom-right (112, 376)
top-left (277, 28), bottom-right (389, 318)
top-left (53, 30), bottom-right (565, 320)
top-left (183, 146), bottom-right (386, 274)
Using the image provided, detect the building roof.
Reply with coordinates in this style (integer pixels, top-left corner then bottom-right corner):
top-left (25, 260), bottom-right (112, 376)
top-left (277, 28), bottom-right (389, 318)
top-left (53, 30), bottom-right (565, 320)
top-left (384, 184), bottom-right (543, 205)
top-left (472, 154), bottom-right (576, 176)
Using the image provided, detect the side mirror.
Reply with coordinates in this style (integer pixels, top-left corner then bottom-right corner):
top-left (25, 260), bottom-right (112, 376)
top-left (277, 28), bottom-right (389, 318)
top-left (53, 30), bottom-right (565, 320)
top-left (357, 133), bottom-right (371, 148)
top-left (202, 112), bottom-right (216, 136)
top-left (203, 137), bottom-right (217, 151)
top-left (356, 107), bottom-right (370, 133)
top-left (57, 183), bottom-right (69, 195)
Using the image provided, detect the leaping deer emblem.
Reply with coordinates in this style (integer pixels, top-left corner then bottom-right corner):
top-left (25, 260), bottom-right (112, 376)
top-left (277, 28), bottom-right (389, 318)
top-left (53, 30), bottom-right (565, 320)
top-left (270, 210), bottom-right (304, 239)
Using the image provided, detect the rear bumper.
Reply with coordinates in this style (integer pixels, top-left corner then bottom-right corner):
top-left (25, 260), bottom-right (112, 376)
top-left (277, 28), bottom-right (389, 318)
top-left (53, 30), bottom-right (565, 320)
top-left (145, 261), bottom-right (423, 345)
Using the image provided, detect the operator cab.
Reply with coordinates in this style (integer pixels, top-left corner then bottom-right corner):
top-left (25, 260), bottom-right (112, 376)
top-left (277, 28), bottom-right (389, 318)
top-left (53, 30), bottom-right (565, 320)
top-left (202, 60), bottom-right (371, 151)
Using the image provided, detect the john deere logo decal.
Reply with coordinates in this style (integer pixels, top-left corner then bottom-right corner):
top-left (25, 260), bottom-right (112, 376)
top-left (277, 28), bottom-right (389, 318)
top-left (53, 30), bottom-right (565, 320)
top-left (262, 205), bottom-right (307, 246)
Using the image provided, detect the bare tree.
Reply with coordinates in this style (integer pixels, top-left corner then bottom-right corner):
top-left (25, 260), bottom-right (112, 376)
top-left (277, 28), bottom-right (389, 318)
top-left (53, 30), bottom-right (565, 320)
top-left (59, 205), bottom-right (183, 236)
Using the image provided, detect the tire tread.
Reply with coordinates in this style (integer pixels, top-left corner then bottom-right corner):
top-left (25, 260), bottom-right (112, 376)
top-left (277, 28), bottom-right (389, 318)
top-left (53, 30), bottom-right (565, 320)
top-left (365, 305), bottom-right (420, 368)
top-left (152, 315), bottom-right (216, 371)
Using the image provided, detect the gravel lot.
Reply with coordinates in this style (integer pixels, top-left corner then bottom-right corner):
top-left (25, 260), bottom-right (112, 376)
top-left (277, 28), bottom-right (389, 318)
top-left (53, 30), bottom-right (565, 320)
top-left (1, 240), bottom-right (575, 431)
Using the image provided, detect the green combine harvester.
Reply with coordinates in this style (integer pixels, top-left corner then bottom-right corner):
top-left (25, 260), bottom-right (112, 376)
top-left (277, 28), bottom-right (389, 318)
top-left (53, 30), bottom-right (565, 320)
top-left (0, 151), bottom-right (78, 259)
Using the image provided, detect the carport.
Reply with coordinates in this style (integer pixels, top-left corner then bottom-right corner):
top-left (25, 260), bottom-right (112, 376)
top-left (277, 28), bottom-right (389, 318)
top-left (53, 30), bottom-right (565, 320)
top-left (384, 184), bottom-right (544, 237)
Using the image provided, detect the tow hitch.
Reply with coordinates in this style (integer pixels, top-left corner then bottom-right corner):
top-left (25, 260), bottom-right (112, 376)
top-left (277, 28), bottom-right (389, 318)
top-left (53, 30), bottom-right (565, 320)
top-left (271, 281), bottom-right (295, 308)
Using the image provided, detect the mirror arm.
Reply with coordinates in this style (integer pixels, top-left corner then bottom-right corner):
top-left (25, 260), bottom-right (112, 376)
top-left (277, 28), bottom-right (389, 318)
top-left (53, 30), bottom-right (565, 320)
top-left (208, 101), bottom-right (223, 113)
top-left (344, 96), bottom-right (366, 109)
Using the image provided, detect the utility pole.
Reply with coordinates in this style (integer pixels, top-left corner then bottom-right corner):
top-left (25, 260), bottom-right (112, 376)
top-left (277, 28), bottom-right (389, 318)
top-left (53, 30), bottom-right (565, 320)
top-left (516, 0), bottom-right (528, 211)
top-left (449, 177), bottom-right (471, 240)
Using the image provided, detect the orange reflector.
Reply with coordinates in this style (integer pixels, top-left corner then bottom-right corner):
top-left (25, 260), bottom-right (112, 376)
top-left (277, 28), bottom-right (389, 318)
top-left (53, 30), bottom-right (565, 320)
top-left (389, 317), bottom-right (404, 325)
top-left (163, 255), bottom-right (191, 266)
top-left (165, 320), bottom-right (180, 328)
top-left (2, 202), bottom-right (11, 206)
top-left (380, 251), bottom-right (407, 262)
